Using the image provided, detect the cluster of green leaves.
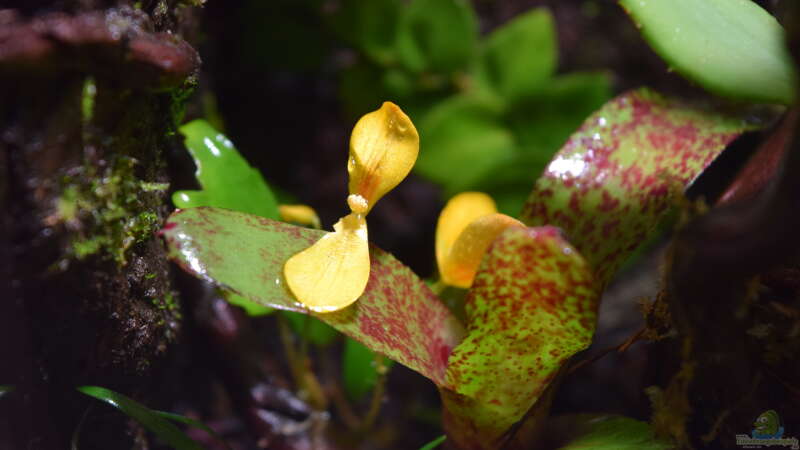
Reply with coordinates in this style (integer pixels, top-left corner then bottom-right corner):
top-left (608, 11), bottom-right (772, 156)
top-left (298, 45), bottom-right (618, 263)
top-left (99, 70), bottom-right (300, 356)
top-left (174, 120), bottom-right (384, 402)
top-left (331, 0), bottom-right (611, 215)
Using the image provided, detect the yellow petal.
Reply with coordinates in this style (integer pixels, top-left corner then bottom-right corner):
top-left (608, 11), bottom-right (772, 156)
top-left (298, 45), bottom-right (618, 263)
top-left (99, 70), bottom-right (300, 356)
top-left (348, 102), bottom-right (419, 213)
top-left (441, 213), bottom-right (524, 288)
top-left (279, 204), bottom-right (321, 229)
top-left (284, 213), bottom-right (370, 312)
top-left (435, 192), bottom-right (498, 277)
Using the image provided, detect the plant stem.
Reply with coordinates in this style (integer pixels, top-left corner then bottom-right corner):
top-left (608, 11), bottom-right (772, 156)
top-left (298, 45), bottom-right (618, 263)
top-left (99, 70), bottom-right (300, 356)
top-left (359, 354), bottom-right (389, 432)
top-left (277, 314), bottom-right (327, 410)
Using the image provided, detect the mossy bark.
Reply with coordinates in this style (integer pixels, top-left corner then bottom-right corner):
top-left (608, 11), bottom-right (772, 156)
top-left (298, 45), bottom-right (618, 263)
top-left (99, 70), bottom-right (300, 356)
top-left (0, 2), bottom-right (199, 448)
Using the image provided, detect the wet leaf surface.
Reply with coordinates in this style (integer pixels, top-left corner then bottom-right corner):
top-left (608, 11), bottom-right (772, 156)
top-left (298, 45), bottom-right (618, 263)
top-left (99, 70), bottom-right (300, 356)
top-left (521, 88), bottom-right (759, 284)
top-left (162, 207), bottom-right (464, 386)
top-left (173, 119), bottom-right (279, 220)
top-left (442, 226), bottom-right (597, 448)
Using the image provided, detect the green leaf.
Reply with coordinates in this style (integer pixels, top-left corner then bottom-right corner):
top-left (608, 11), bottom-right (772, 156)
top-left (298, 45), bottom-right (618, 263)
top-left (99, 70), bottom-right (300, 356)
top-left (521, 88), bottom-right (760, 285)
top-left (509, 72), bottom-right (612, 154)
top-left (155, 411), bottom-right (232, 450)
top-left (415, 94), bottom-right (515, 194)
top-left (419, 434), bottom-right (447, 450)
top-left (396, 0), bottom-right (478, 73)
top-left (162, 207), bottom-right (465, 387)
top-left (476, 8), bottom-right (557, 103)
top-left (553, 414), bottom-right (672, 449)
top-left (174, 119), bottom-right (279, 220)
top-left (620, 0), bottom-right (796, 105)
top-left (174, 119), bottom-right (280, 316)
top-left (223, 290), bottom-right (274, 316)
top-left (77, 386), bottom-right (205, 450)
top-left (283, 310), bottom-right (338, 346)
top-left (441, 226), bottom-right (597, 448)
top-left (343, 337), bottom-right (393, 400)
top-left (331, 0), bottom-right (402, 65)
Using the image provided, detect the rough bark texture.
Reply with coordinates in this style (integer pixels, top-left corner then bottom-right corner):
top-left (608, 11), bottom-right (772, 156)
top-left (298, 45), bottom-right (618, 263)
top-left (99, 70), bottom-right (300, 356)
top-left (0, 2), bottom-right (200, 449)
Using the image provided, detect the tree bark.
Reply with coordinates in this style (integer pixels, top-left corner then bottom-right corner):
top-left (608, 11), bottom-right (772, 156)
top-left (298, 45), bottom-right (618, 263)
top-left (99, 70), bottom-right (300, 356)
top-left (0, 2), bottom-right (200, 448)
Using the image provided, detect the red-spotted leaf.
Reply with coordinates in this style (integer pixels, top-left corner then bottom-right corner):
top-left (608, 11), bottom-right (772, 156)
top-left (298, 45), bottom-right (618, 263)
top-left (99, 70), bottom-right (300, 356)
top-left (441, 226), bottom-right (597, 449)
top-left (521, 88), bottom-right (760, 284)
top-left (162, 207), bottom-right (464, 386)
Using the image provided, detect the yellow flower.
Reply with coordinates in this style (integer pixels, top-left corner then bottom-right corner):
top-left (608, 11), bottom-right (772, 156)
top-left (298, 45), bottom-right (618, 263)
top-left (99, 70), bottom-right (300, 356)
top-left (436, 192), bottom-right (524, 288)
top-left (284, 102), bottom-right (419, 312)
top-left (279, 204), bottom-right (321, 229)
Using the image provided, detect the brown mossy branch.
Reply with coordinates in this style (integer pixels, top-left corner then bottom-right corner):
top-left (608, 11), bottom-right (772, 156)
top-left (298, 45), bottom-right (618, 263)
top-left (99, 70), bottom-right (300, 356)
top-left (0, 7), bottom-right (199, 91)
top-left (0, 3), bottom-right (200, 449)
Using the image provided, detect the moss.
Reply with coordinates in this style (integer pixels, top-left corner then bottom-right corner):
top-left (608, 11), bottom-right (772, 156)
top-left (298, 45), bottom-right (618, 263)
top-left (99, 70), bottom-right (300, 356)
top-left (58, 185), bottom-right (79, 222)
top-left (140, 182), bottom-right (169, 192)
top-left (81, 77), bottom-right (97, 123)
top-left (170, 75), bottom-right (198, 127)
top-left (151, 291), bottom-right (182, 318)
top-left (73, 236), bottom-right (108, 259)
top-left (65, 156), bottom-right (166, 266)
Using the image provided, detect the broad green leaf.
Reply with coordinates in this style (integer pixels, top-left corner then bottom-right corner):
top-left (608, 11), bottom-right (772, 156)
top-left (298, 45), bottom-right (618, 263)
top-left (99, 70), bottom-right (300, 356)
top-left (283, 310), bottom-right (338, 346)
top-left (521, 88), bottom-right (759, 284)
top-left (174, 119), bottom-right (280, 316)
top-left (343, 337), bottom-right (393, 400)
top-left (620, 0), bottom-right (796, 105)
top-left (419, 434), bottom-right (447, 450)
top-left (476, 8), bottom-right (557, 103)
top-left (174, 120), bottom-right (279, 219)
top-left (77, 386), bottom-right (204, 450)
top-left (553, 414), bottom-right (673, 449)
top-left (442, 226), bottom-right (597, 449)
top-left (331, 0), bottom-right (402, 65)
top-left (396, 0), bottom-right (478, 73)
top-left (509, 72), bottom-right (612, 154)
top-left (162, 207), bottom-right (465, 386)
top-left (415, 94), bottom-right (515, 194)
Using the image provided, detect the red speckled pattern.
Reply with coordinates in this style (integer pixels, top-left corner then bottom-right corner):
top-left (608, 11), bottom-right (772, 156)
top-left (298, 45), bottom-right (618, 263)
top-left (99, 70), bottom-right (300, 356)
top-left (441, 226), bottom-right (597, 448)
top-left (521, 89), bottom-right (756, 284)
top-left (162, 207), bottom-right (464, 386)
